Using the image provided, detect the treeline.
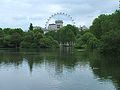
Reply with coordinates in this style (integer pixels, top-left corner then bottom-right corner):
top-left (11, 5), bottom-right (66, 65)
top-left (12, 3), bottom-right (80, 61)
top-left (45, 24), bottom-right (79, 46)
top-left (0, 23), bottom-right (59, 48)
top-left (75, 10), bottom-right (120, 53)
top-left (0, 10), bottom-right (120, 53)
top-left (0, 24), bottom-right (79, 48)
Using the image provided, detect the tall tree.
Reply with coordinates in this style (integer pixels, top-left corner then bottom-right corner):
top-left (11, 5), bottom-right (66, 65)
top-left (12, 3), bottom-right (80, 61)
top-left (29, 23), bottom-right (33, 31)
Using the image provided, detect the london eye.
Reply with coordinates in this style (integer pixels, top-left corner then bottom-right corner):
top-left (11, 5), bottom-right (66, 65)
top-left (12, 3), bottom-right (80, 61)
top-left (45, 12), bottom-right (76, 29)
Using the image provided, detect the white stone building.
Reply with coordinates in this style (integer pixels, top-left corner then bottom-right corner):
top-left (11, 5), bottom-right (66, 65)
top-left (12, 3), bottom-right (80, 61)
top-left (55, 20), bottom-right (63, 29)
top-left (48, 24), bottom-right (57, 30)
top-left (48, 20), bottom-right (63, 30)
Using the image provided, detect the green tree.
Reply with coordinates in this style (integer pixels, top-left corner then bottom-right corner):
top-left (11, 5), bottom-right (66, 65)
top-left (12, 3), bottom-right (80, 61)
top-left (65, 24), bottom-right (79, 36)
top-left (40, 36), bottom-right (59, 48)
top-left (2, 28), bottom-right (23, 48)
top-left (75, 32), bottom-right (99, 49)
top-left (29, 23), bottom-right (33, 31)
top-left (66, 29), bottom-right (76, 46)
top-left (33, 32), bottom-right (44, 47)
top-left (20, 41), bottom-right (31, 48)
top-left (90, 14), bottom-right (107, 39)
top-left (20, 32), bottom-right (34, 48)
top-left (0, 28), bottom-right (4, 47)
top-left (3, 35), bottom-right (11, 47)
top-left (89, 10), bottom-right (120, 53)
top-left (57, 25), bottom-right (78, 45)
top-left (33, 28), bottom-right (44, 34)
top-left (90, 10), bottom-right (120, 39)
top-left (45, 31), bottom-right (57, 40)
top-left (100, 30), bottom-right (120, 53)
top-left (10, 32), bottom-right (22, 48)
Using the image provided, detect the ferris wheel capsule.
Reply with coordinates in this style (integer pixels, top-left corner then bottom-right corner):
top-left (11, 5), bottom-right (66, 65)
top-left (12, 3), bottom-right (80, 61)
top-left (49, 17), bottom-right (52, 19)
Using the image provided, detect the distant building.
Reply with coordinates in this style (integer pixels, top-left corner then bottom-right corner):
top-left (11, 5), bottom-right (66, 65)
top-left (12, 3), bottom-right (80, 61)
top-left (48, 20), bottom-right (63, 30)
top-left (79, 25), bottom-right (88, 31)
top-left (82, 25), bottom-right (88, 30)
top-left (55, 20), bottom-right (63, 29)
top-left (48, 24), bottom-right (57, 30)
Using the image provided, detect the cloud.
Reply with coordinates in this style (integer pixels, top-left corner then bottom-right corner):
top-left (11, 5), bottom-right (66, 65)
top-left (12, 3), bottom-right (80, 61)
top-left (0, 0), bottom-right (119, 30)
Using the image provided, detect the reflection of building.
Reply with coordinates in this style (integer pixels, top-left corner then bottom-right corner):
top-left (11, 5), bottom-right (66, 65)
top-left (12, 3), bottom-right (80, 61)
top-left (48, 20), bottom-right (63, 30)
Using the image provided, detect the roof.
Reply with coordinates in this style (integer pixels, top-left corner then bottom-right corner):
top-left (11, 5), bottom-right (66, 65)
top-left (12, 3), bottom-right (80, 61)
top-left (55, 20), bottom-right (63, 23)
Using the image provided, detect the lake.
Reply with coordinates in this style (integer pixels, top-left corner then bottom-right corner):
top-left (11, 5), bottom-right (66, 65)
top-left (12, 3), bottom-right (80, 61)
top-left (0, 48), bottom-right (120, 90)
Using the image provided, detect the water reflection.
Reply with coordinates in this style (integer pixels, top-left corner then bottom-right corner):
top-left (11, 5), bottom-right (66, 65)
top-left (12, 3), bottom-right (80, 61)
top-left (0, 48), bottom-right (120, 90)
top-left (89, 52), bottom-right (120, 90)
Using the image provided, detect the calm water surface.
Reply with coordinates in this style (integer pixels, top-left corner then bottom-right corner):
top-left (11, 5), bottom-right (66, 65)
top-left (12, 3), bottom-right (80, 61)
top-left (0, 48), bottom-right (120, 90)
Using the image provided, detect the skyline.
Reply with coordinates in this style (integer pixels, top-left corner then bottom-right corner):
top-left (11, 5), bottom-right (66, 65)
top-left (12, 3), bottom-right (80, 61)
top-left (0, 0), bottom-right (119, 30)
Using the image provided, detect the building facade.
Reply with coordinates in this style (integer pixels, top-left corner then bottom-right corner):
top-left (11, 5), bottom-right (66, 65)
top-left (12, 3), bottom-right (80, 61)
top-left (48, 20), bottom-right (63, 30)
top-left (55, 20), bottom-right (63, 29)
top-left (48, 24), bottom-right (57, 30)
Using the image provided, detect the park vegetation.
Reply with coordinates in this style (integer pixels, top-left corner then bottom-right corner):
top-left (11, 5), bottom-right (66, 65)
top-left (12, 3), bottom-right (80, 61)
top-left (74, 10), bottom-right (120, 53)
top-left (45, 24), bottom-right (79, 46)
top-left (0, 23), bottom-right (59, 48)
top-left (0, 10), bottom-right (120, 53)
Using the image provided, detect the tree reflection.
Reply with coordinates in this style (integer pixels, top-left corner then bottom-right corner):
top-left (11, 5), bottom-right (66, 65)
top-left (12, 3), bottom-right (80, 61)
top-left (89, 52), bottom-right (120, 90)
top-left (0, 52), bottom-right (23, 67)
top-left (1, 49), bottom-right (120, 90)
top-left (0, 48), bottom-right (88, 79)
top-left (23, 48), bottom-right (79, 76)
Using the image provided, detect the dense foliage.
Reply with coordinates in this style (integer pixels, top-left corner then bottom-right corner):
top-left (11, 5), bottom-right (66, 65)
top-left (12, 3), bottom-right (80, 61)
top-left (45, 25), bottom-right (79, 46)
top-left (74, 10), bottom-right (120, 53)
top-left (75, 32), bottom-right (99, 49)
top-left (0, 28), bottom-right (23, 48)
top-left (90, 10), bottom-right (120, 53)
top-left (0, 24), bottom-right (59, 48)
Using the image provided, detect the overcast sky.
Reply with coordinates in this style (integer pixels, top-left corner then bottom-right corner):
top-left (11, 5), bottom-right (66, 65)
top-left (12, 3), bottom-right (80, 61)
top-left (0, 0), bottom-right (119, 30)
